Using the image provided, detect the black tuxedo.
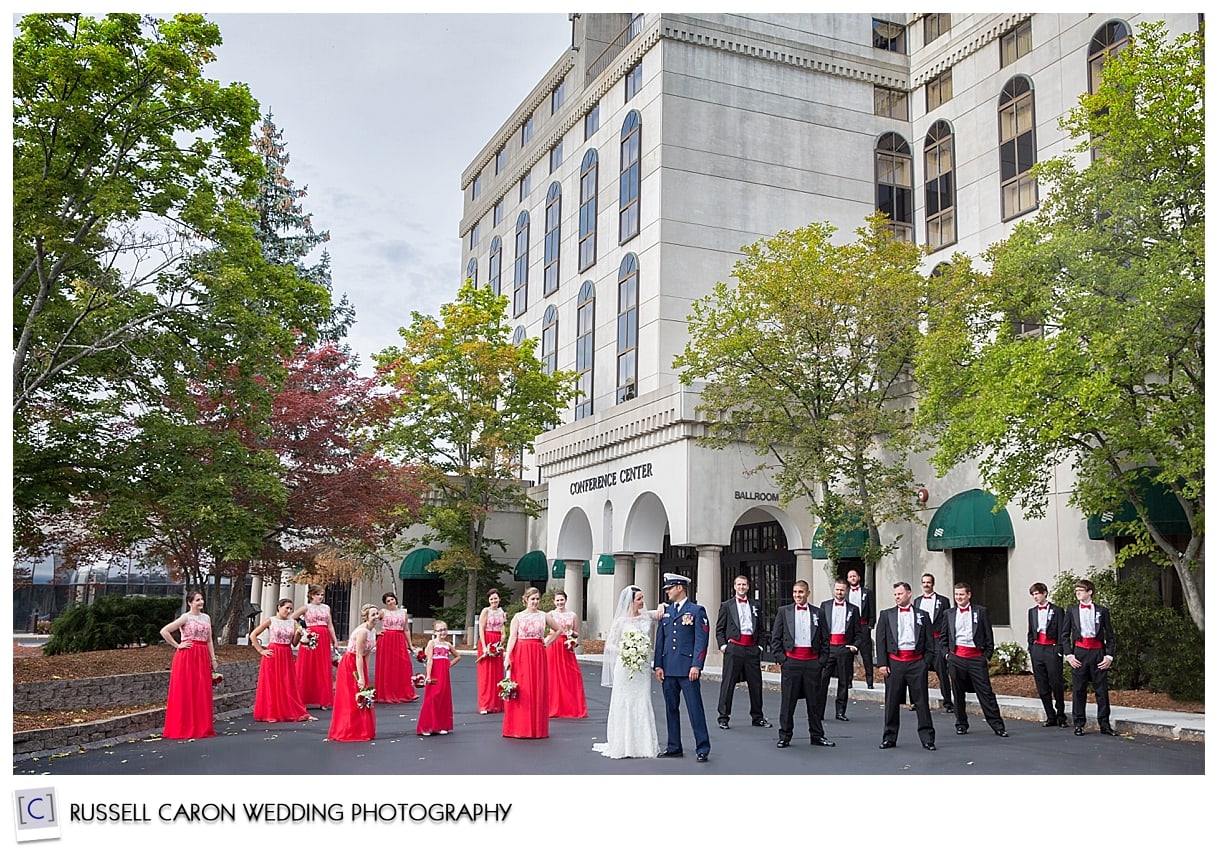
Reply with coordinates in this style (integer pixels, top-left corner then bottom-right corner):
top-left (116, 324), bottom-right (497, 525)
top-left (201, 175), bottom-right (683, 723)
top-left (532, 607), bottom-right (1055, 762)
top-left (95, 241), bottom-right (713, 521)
top-left (916, 592), bottom-right (954, 708)
top-left (817, 599), bottom-right (861, 717)
top-left (944, 604), bottom-right (1006, 734)
top-left (769, 603), bottom-right (830, 743)
top-left (847, 583), bottom-right (876, 685)
top-left (874, 605), bottom-right (935, 746)
top-left (715, 595), bottom-right (769, 724)
top-left (1062, 602), bottom-right (1116, 731)
top-left (1027, 601), bottom-right (1067, 723)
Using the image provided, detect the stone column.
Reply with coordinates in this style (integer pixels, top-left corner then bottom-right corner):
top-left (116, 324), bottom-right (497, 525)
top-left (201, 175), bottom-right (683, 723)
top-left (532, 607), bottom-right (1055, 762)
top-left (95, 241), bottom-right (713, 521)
top-left (612, 554), bottom-right (634, 606)
top-left (697, 545), bottom-right (724, 665)
top-left (564, 559), bottom-right (586, 637)
top-left (794, 549), bottom-right (815, 596)
top-left (633, 552), bottom-right (659, 607)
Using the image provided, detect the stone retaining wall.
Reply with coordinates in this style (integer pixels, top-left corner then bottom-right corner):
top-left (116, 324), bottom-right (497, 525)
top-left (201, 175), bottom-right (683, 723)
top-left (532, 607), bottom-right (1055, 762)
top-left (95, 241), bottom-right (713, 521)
top-left (13, 659), bottom-right (260, 711)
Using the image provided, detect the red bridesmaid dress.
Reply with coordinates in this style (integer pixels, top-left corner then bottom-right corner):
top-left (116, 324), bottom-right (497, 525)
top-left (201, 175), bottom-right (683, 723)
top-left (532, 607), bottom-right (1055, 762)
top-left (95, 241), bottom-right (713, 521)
top-left (546, 610), bottom-right (588, 718)
top-left (253, 618), bottom-right (311, 722)
top-left (477, 607), bottom-right (507, 714)
top-left (162, 614), bottom-right (216, 739)
top-left (328, 629), bottom-right (375, 742)
top-left (296, 603), bottom-right (335, 708)
top-left (374, 609), bottom-right (418, 703)
top-left (415, 641), bottom-right (455, 735)
top-left (502, 611), bottom-right (549, 739)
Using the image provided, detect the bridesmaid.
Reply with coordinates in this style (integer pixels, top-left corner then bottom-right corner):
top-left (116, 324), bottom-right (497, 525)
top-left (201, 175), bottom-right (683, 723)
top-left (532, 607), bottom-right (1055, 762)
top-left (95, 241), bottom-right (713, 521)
top-left (544, 590), bottom-right (588, 718)
top-left (292, 587), bottom-right (338, 709)
top-left (476, 589), bottom-right (507, 714)
top-left (249, 598), bottom-right (313, 723)
top-left (327, 603), bottom-right (379, 742)
top-left (375, 591), bottom-right (419, 703)
top-left (159, 591), bottom-right (218, 740)
top-left (502, 587), bottom-right (561, 739)
top-left (415, 619), bottom-right (462, 736)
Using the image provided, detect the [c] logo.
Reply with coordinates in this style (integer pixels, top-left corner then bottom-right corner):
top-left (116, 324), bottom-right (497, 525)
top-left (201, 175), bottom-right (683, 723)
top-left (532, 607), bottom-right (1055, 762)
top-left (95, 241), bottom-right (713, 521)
top-left (12, 787), bottom-right (61, 842)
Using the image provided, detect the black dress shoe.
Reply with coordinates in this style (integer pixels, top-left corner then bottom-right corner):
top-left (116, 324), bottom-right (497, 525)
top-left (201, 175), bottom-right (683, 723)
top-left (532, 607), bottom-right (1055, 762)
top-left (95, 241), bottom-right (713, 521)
top-left (943, 704), bottom-right (955, 713)
top-left (717, 719), bottom-right (729, 730)
top-left (1042, 719), bottom-right (1058, 727)
top-left (866, 680), bottom-right (874, 689)
top-left (878, 740), bottom-right (896, 749)
top-left (955, 726), bottom-right (967, 735)
top-left (1100, 726), bottom-right (1117, 736)
top-left (776, 739), bottom-right (790, 748)
top-left (1057, 716), bottom-right (1070, 727)
top-left (811, 737), bottom-right (836, 747)
top-left (1074, 727), bottom-right (1085, 736)
top-left (657, 749), bottom-right (684, 757)
top-left (994, 729), bottom-right (1009, 738)
top-left (835, 713), bottom-right (849, 722)
top-left (923, 742), bottom-right (937, 751)
top-left (696, 753), bottom-right (709, 762)
top-left (752, 718), bottom-right (772, 728)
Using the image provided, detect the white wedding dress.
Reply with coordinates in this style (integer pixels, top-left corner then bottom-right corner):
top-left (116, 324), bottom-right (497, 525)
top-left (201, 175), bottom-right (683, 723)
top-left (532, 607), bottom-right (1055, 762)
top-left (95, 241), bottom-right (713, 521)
top-left (593, 614), bottom-right (659, 759)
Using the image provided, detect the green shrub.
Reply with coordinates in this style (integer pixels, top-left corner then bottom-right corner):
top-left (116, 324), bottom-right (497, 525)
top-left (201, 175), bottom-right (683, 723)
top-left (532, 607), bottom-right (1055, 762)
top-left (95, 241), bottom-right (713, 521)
top-left (43, 595), bottom-right (184, 655)
top-left (989, 641), bottom-right (1029, 675)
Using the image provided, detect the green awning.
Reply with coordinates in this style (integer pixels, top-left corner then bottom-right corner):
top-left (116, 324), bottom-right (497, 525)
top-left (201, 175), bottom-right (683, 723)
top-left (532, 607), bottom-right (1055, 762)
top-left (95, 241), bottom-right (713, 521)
top-left (926, 489), bottom-right (1014, 551)
top-left (551, 559), bottom-right (591, 579)
top-left (1087, 475), bottom-right (1190, 540)
top-left (595, 554), bottom-right (616, 575)
top-left (514, 550), bottom-right (549, 581)
top-left (811, 511), bottom-right (868, 559)
top-left (399, 547), bottom-right (440, 580)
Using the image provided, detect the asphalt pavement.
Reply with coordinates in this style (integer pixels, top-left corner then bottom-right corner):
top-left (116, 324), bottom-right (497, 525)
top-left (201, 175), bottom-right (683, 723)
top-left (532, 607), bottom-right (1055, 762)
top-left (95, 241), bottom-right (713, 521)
top-left (12, 652), bottom-right (1203, 776)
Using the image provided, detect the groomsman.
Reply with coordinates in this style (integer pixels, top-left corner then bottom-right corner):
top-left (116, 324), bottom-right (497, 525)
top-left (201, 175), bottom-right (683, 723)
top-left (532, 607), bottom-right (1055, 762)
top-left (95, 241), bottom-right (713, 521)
top-left (944, 583), bottom-right (1008, 737)
top-left (1062, 579), bottom-right (1116, 736)
top-left (845, 568), bottom-right (876, 688)
top-left (1027, 582), bottom-right (1068, 727)
top-left (917, 573), bottom-right (953, 712)
top-left (818, 579), bottom-right (860, 722)
top-left (769, 581), bottom-right (836, 749)
top-left (654, 573), bottom-right (712, 761)
top-left (715, 574), bottom-right (771, 730)
top-left (875, 582), bottom-right (936, 750)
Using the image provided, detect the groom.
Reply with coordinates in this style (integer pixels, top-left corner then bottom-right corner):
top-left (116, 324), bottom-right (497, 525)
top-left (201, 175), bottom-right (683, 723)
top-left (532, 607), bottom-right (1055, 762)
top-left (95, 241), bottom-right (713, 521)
top-left (654, 573), bottom-right (711, 762)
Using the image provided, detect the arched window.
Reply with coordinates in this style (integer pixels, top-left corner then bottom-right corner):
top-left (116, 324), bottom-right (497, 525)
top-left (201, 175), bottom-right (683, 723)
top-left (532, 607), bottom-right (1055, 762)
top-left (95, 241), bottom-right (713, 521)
top-left (619, 110), bottom-right (641, 243)
top-left (579, 149), bottom-right (598, 271)
top-left (513, 211), bottom-right (530, 317)
top-left (488, 236), bottom-right (502, 296)
top-left (876, 132), bottom-right (914, 242)
top-left (575, 281), bottom-right (595, 420)
top-left (1089, 20), bottom-right (1130, 94)
top-left (541, 305), bottom-right (558, 374)
top-left (512, 326), bottom-right (526, 346)
top-left (544, 182), bottom-right (561, 296)
top-left (924, 121), bottom-right (956, 251)
top-left (465, 257), bottom-right (478, 287)
top-left (999, 76), bottom-right (1037, 220)
top-left (616, 254), bottom-right (639, 403)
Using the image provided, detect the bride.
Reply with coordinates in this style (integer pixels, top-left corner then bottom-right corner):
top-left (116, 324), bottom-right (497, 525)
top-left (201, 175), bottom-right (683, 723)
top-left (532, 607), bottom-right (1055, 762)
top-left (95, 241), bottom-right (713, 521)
top-left (593, 585), bottom-right (663, 758)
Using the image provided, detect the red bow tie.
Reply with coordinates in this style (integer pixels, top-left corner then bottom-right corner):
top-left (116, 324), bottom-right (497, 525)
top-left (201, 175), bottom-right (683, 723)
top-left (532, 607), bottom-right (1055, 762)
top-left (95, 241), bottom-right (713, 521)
top-left (898, 606), bottom-right (911, 613)
top-left (1080, 604), bottom-right (1092, 609)
top-left (796, 605), bottom-right (807, 611)
top-left (959, 607), bottom-right (970, 613)
top-left (834, 601), bottom-right (844, 606)
top-left (923, 595), bottom-right (935, 600)
top-left (738, 598), bottom-right (749, 603)
top-left (1038, 605), bottom-right (1048, 610)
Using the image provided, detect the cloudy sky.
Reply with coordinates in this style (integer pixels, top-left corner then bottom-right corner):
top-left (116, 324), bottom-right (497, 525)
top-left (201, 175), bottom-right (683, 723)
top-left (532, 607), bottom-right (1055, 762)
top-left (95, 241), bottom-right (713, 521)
top-left (206, 12), bottom-right (574, 371)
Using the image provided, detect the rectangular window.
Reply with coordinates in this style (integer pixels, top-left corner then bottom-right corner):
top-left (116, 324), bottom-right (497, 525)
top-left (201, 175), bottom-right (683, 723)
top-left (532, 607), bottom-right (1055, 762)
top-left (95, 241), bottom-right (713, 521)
top-left (471, 173), bottom-right (482, 201)
top-left (493, 198), bottom-right (504, 226)
top-left (628, 13), bottom-right (644, 40)
top-left (872, 19), bottom-right (906, 54)
top-left (874, 87), bottom-right (909, 120)
top-left (551, 78), bottom-right (565, 114)
top-left (585, 103), bottom-right (600, 140)
top-left (495, 146), bottom-right (506, 175)
top-left (1000, 20), bottom-right (1032, 67)
top-left (521, 113), bottom-right (534, 146)
top-left (575, 298), bottom-right (594, 420)
top-left (520, 171), bottom-right (531, 202)
top-left (625, 63), bottom-right (642, 102)
top-left (550, 141), bottom-right (563, 174)
top-left (926, 69), bottom-right (952, 111)
top-left (923, 13), bottom-right (949, 45)
top-left (469, 222), bottom-right (480, 249)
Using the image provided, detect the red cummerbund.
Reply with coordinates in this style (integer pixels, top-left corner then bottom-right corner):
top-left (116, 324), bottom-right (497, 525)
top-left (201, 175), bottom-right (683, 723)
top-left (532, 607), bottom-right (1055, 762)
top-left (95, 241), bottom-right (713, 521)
top-left (953, 646), bottom-right (984, 658)
top-left (1075, 638), bottom-right (1103, 650)
top-left (829, 634), bottom-right (847, 645)
top-left (888, 651), bottom-right (922, 662)
top-left (859, 619), bottom-right (869, 626)
top-left (787, 647), bottom-right (818, 660)
top-left (1035, 634), bottom-right (1056, 646)
top-left (730, 635), bottom-right (756, 647)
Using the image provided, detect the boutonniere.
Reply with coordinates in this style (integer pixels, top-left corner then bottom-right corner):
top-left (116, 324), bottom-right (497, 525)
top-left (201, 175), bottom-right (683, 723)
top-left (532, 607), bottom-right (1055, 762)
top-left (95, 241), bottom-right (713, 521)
top-left (812, 612), bottom-right (820, 627)
top-left (680, 613), bottom-right (695, 626)
top-left (915, 612), bottom-right (924, 626)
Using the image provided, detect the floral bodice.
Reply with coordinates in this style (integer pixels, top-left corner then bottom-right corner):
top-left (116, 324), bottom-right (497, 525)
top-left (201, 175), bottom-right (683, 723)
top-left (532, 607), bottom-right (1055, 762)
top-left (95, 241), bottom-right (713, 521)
top-left (381, 609), bottom-right (407, 631)
top-left (352, 626), bottom-right (376, 656)
top-left (267, 617), bottom-right (296, 645)
top-left (484, 607), bottom-right (506, 633)
top-left (431, 641), bottom-right (451, 663)
top-left (180, 614), bottom-right (211, 646)
top-left (515, 610), bottom-right (546, 640)
top-left (551, 610), bottom-right (576, 632)
top-left (303, 603), bottom-right (332, 628)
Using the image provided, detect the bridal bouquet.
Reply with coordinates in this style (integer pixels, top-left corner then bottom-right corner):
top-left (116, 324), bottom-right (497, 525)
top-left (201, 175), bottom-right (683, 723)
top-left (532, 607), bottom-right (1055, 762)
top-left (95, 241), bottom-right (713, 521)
top-left (563, 631), bottom-right (579, 652)
top-left (300, 629), bottom-right (319, 650)
top-left (620, 629), bottom-right (651, 678)
top-left (355, 670), bottom-right (376, 708)
top-left (497, 677), bottom-right (519, 700)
